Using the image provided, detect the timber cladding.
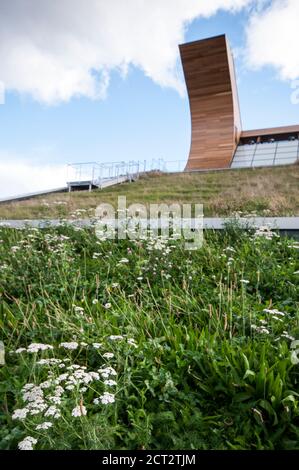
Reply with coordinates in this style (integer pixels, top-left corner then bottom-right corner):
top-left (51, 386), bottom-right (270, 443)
top-left (179, 35), bottom-right (242, 170)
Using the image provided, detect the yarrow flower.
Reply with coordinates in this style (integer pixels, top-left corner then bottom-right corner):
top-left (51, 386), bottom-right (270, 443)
top-left (104, 303), bottom-right (112, 309)
top-left (104, 379), bottom-right (117, 387)
top-left (99, 392), bottom-right (115, 405)
top-left (98, 366), bottom-right (117, 378)
top-left (263, 308), bottom-right (285, 317)
top-left (27, 343), bottom-right (53, 353)
top-left (103, 352), bottom-right (114, 359)
top-left (35, 422), bottom-right (53, 430)
top-left (108, 335), bottom-right (123, 341)
top-left (59, 342), bottom-right (78, 350)
top-left (18, 436), bottom-right (37, 450)
top-left (12, 408), bottom-right (29, 421)
top-left (92, 343), bottom-right (102, 349)
top-left (44, 406), bottom-right (61, 419)
top-left (71, 405), bottom-right (87, 417)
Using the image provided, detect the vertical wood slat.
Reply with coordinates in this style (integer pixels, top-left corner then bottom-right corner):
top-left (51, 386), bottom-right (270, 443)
top-left (179, 35), bottom-right (242, 170)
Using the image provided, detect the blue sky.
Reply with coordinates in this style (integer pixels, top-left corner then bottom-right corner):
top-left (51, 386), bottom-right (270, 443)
top-left (0, 0), bottom-right (298, 197)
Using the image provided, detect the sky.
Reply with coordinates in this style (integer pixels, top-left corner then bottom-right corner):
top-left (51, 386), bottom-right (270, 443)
top-left (0, 0), bottom-right (299, 198)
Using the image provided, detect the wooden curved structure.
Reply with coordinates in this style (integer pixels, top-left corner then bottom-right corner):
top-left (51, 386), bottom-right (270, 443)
top-left (179, 35), bottom-right (242, 170)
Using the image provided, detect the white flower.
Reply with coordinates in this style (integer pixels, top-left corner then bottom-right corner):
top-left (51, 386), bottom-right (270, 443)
top-left (15, 348), bottom-right (26, 354)
top-left (281, 332), bottom-right (295, 341)
top-left (18, 436), bottom-right (37, 450)
top-left (103, 352), bottom-right (114, 359)
top-left (74, 306), bottom-right (84, 315)
top-left (240, 279), bottom-right (249, 284)
top-left (54, 386), bottom-right (64, 396)
top-left (104, 379), bottom-right (117, 387)
top-left (111, 283), bottom-right (119, 288)
top-left (127, 338), bottom-right (137, 347)
top-left (22, 385), bottom-right (44, 403)
top-left (39, 380), bottom-right (52, 389)
top-left (119, 258), bottom-right (129, 264)
top-left (65, 385), bottom-right (75, 391)
top-left (27, 343), bottom-right (53, 353)
top-left (36, 422), bottom-right (53, 430)
top-left (12, 408), bottom-right (29, 420)
top-left (49, 396), bottom-right (61, 405)
top-left (44, 406), bottom-right (61, 419)
top-left (104, 303), bottom-right (112, 309)
top-left (265, 308), bottom-right (285, 317)
top-left (108, 335), bottom-right (123, 341)
top-left (92, 299), bottom-right (99, 305)
top-left (59, 342), bottom-right (78, 350)
top-left (98, 366), bottom-right (117, 378)
top-left (92, 343), bottom-right (102, 349)
top-left (100, 392), bottom-right (115, 405)
top-left (71, 405), bottom-right (87, 417)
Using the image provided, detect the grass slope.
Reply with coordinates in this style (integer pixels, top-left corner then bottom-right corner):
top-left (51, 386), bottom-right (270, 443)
top-left (0, 222), bottom-right (299, 449)
top-left (0, 165), bottom-right (298, 219)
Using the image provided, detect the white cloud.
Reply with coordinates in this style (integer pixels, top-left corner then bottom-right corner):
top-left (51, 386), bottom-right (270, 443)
top-left (245, 0), bottom-right (299, 80)
top-left (0, 0), bottom-right (252, 104)
top-left (0, 155), bottom-right (67, 199)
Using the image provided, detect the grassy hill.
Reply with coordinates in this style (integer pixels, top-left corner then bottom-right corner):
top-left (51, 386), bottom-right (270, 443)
top-left (0, 164), bottom-right (298, 219)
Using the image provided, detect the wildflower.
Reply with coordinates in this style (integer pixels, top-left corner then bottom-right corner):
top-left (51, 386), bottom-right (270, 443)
top-left (92, 343), bottom-right (102, 349)
top-left (104, 303), bottom-right (111, 309)
top-left (37, 358), bottom-right (62, 365)
top-left (36, 422), bottom-right (53, 430)
top-left (240, 279), bottom-right (249, 284)
top-left (18, 436), bottom-right (37, 450)
top-left (127, 338), bottom-right (137, 347)
top-left (251, 325), bottom-right (270, 334)
top-left (59, 342), bottom-right (78, 350)
top-left (49, 396), bottom-right (62, 405)
top-left (98, 366), bottom-right (117, 378)
top-left (74, 306), bottom-right (84, 316)
top-left (108, 335), bottom-right (123, 341)
top-left (65, 385), bottom-right (75, 391)
top-left (27, 343), bottom-right (53, 353)
top-left (103, 352), bottom-right (114, 359)
top-left (111, 283), bottom-right (119, 288)
top-left (40, 380), bottom-right (53, 389)
top-left (263, 308), bottom-right (285, 316)
top-left (54, 386), bottom-right (64, 396)
top-left (100, 392), bottom-right (115, 404)
top-left (104, 379), bottom-right (117, 387)
top-left (12, 408), bottom-right (29, 420)
top-left (71, 405), bottom-right (87, 417)
top-left (281, 332), bottom-right (295, 341)
top-left (92, 299), bottom-right (99, 304)
top-left (15, 348), bottom-right (26, 354)
top-left (22, 385), bottom-right (44, 403)
top-left (44, 406), bottom-right (61, 419)
top-left (119, 258), bottom-right (129, 264)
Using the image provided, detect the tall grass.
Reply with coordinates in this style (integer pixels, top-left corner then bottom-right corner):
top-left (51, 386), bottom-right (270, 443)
top-left (0, 223), bottom-right (298, 449)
